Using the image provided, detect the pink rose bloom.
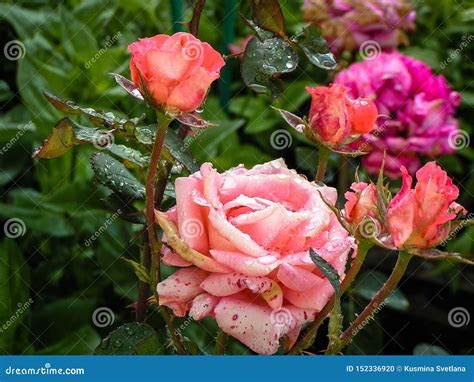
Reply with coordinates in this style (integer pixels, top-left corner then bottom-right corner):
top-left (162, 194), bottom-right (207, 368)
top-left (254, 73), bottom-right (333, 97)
top-left (302, 0), bottom-right (415, 54)
top-left (128, 32), bottom-right (225, 112)
top-left (387, 162), bottom-right (466, 248)
top-left (335, 52), bottom-right (461, 179)
top-left (155, 159), bottom-right (354, 354)
top-left (344, 181), bottom-right (378, 227)
top-left (306, 83), bottom-right (378, 145)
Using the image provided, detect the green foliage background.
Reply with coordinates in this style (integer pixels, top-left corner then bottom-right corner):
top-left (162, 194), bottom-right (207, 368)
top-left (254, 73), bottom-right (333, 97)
top-left (0, 0), bottom-right (472, 355)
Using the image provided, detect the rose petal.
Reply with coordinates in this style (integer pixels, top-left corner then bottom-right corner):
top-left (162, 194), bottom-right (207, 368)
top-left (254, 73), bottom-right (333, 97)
top-left (189, 293), bottom-right (220, 320)
top-left (209, 250), bottom-right (279, 276)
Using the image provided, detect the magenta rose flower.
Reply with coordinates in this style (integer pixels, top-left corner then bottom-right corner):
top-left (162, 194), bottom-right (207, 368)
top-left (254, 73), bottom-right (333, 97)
top-left (128, 32), bottom-right (225, 112)
top-left (335, 52), bottom-right (461, 178)
top-left (302, 0), bottom-right (415, 54)
top-left (155, 159), bottom-right (354, 354)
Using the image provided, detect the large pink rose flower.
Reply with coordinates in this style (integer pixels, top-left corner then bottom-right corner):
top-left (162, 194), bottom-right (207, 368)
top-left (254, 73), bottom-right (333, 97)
top-left (303, 0), bottom-right (415, 54)
top-left (128, 32), bottom-right (225, 112)
top-left (155, 159), bottom-right (354, 354)
top-left (335, 52), bottom-right (461, 178)
top-left (387, 162), bottom-right (465, 248)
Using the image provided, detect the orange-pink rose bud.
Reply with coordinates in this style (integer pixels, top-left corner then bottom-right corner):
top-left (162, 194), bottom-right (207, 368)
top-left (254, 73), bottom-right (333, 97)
top-left (387, 162), bottom-right (466, 248)
top-left (306, 84), bottom-right (378, 145)
top-left (128, 32), bottom-right (225, 112)
top-left (344, 181), bottom-right (378, 227)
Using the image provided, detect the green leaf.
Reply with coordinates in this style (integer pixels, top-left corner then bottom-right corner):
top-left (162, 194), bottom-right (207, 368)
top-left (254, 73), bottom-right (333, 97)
top-left (122, 258), bottom-right (151, 284)
top-left (43, 92), bottom-right (144, 131)
top-left (296, 26), bottom-right (336, 70)
top-left (33, 118), bottom-right (77, 158)
top-left (250, 0), bottom-right (285, 35)
top-left (353, 271), bottom-right (409, 311)
top-left (413, 343), bottom-right (449, 355)
top-left (164, 128), bottom-right (199, 173)
top-left (90, 152), bottom-right (145, 201)
top-left (101, 192), bottom-right (146, 225)
top-left (0, 81), bottom-right (12, 102)
top-left (106, 144), bottom-right (149, 167)
top-left (309, 248), bottom-right (343, 352)
top-left (0, 4), bottom-right (48, 39)
top-left (95, 323), bottom-right (166, 355)
top-left (241, 37), bottom-right (298, 98)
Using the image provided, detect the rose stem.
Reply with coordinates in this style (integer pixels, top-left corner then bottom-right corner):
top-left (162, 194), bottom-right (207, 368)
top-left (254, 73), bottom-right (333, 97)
top-left (214, 329), bottom-right (228, 355)
top-left (144, 110), bottom-right (187, 354)
top-left (189, 0), bottom-right (206, 36)
top-left (326, 250), bottom-right (413, 355)
top-left (315, 146), bottom-right (330, 182)
top-left (288, 240), bottom-right (371, 354)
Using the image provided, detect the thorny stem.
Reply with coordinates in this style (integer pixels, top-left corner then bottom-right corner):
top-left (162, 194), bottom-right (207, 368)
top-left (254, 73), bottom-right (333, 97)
top-left (288, 241), bottom-right (372, 354)
top-left (189, 0), bottom-right (206, 36)
top-left (327, 250), bottom-right (413, 354)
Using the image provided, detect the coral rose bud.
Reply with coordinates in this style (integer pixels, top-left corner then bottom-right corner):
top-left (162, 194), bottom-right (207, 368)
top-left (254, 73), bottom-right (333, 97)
top-left (128, 32), bottom-right (225, 112)
top-left (344, 182), bottom-right (378, 227)
top-left (306, 84), bottom-right (377, 145)
top-left (387, 162), bottom-right (466, 248)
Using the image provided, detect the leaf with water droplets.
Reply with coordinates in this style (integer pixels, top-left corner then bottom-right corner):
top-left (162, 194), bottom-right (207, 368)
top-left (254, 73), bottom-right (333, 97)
top-left (91, 152), bottom-right (145, 201)
top-left (94, 323), bottom-right (166, 355)
top-left (164, 129), bottom-right (199, 173)
top-left (250, 0), bottom-right (285, 35)
top-left (106, 144), bottom-right (149, 168)
top-left (43, 91), bottom-right (144, 131)
top-left (296, 26), bottom-right (336, 70)
top-left (110, 73), bottom-right (144, 101)
top-left (271, 107), bottom-right (306, 132)
top-left (241, 36), bottom-right (298, 98)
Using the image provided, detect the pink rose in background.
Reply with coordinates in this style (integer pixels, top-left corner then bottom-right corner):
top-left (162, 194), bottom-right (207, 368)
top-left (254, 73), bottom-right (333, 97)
top-left (128, 32), bottom-right (225, 112)
top-left (335, 52), bottom-right (461, 179)
top-left (302, 0), bottom-right (415, 54)
top-left (306, 83), bottom-right (378, 145)
top-left (387, 162), bottom-right (466, 248)
top-left (155, 159), bottom-right (354, 354)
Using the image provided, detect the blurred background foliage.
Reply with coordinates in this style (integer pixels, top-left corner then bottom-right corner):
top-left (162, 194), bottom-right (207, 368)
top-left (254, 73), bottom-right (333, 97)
top-left (0, 0), bottom-right (473, 355)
